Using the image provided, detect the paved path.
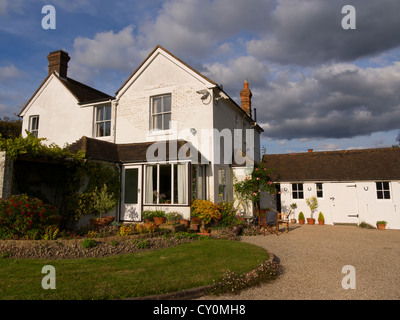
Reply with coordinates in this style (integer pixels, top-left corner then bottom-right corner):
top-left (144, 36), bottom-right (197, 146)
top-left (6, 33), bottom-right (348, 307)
top-left (202, 224), bottom-right (400, 300)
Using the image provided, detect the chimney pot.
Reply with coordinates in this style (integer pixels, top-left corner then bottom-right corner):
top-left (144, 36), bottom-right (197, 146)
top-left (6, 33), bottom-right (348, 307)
top-left (308, 149), bottom-right (313, 153)
top-left (47, 50), bottom-right (70, 78)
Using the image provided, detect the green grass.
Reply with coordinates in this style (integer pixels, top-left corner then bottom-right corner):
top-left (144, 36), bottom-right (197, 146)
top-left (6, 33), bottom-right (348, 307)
top-left (0, 240), bottom-right (268, 300)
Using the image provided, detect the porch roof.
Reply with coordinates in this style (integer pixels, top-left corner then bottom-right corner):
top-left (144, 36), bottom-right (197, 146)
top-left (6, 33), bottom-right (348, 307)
top-left (262, 147), bottom-right (400, 182)
top-left (68, 136), bottom-right (207, 164)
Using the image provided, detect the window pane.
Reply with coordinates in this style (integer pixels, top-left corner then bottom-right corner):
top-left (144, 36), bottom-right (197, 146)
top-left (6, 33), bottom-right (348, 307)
top-left (159, 165), bottom-right (171, 204)
top-left (384, 191), bottom-right (390, 199)
top-left (163, 95), bottom-right (171, 112)
top-left (105, 106), bottom-right (111, 120)
top-left (383, 182), bottom-right (389, 190)
top-left (153, 97), bottom-right (162, 114)
top-left (163, 113), bottom-right (171, 130)
top-left (377, 191), bottom-right (383, 199)
top-left (97, 122), bottom-right (104, 137)
top-left (97, 107), bottom-right (104, 121)
top-left (105, 121), bottom-right (111, 136)
top-left (125, 169), bottom-right (138, 204)
top-left (298, 191), bottom-right (304, 199)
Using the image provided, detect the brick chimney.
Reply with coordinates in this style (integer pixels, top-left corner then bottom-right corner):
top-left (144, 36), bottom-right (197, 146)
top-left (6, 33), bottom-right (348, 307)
top-left (240, 78), bottom-right (252, 117)
top-left (47, 50), bottom-right (70, 78)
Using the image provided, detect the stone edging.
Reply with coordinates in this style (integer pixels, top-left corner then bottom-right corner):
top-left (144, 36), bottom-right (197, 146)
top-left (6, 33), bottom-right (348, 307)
top-left (125, 248), bottom-right (276, 300)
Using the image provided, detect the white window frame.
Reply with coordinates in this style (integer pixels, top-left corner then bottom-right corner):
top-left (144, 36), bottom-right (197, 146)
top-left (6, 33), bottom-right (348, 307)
top-left (29, 115), bottom-right (40, 137)
top-left (144, 163), bottom-right (188, 205)
top-left (316, 183), bottom-right (323, 198)
top-left (151, 94), bottom-right (171, 131)
top-left (95, 105), bottom-right (111, 137)
top-left (292, 183), bottom-right (304, 199)
top-left (376, 181), bottom-right (391, 200)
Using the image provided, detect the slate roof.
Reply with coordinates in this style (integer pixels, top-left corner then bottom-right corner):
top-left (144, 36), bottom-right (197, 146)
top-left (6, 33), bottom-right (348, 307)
top-left (19, 73), bottom-right (113, 116)
top-left (68, 136), bottom-right (207, 163)
top-left (262, 147), bottom-right (400, 182)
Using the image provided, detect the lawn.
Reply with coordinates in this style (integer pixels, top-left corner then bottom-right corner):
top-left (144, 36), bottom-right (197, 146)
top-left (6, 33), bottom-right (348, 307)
top-left (0, 240), bottom-right (269, 300)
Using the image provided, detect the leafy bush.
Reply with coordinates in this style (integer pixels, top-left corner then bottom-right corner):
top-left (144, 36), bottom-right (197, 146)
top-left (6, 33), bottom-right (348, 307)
top-left (166, 211), bottom-right (182, 223)
top-left (0, 194), bottom-right (62, 239)
top-left (191, 199), bottom-right (221, 224)
top-left (318, 212), bottom-right (324, 221)
top-left (298, 212), bottom-right (305, 220)
top-left (81, 239), bottom-right (97, 249)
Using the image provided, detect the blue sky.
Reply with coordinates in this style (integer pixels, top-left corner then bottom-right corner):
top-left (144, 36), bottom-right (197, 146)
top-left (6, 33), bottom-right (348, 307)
top-left (1, 0), bottom-right (400, 154)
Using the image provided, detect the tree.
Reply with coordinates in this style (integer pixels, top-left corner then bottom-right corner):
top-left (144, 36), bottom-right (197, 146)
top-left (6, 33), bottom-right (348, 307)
top-left (0, 116), bottom-right (22, 139)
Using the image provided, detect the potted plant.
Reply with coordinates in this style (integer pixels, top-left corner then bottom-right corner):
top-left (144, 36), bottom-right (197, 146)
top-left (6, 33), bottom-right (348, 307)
top-left (166, 211), bottom-right (182, 224)
top-left (142, 211), bottom-right (154, 223)
top-left (305, 196), bottom-right (318, 225)
top-left (298, 211), bottom-right (305, 225)
top-left (89, 184), bottom-right (118, 229)
top-left (152, 210), bottom-right (166, 225)
top-left (190, 199), bottom-right (222, 233)
top-left (290, 203), bottom-right (297, 223)
top-left (318, 212), bottom-right (325, 225)
top-left (376, 221), bottom-right (387, 230)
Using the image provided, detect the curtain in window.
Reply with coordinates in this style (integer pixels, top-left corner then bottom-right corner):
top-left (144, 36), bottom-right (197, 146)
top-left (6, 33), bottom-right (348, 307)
top-left (177, 164), bottom-right (187, 204)
top-left (145, 166), bottom-right (153, 203)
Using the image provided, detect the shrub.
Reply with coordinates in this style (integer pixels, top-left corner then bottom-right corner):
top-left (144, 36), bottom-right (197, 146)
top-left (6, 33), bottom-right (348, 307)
top-left (359, 221), bottom-right (375, 229)
top-left (298, 212), bottom-right (305, 220)
top-left (142, 211), bottom-right (154, 220)
top-left (318, 212), bottom-right (324, 221)
top-left (191, 199), bottom-right (221, 225)
top-left (166, 211), bottom-right (182, 223)
top-left (81, 239), bottom-right (97, 249)
top-left (0, 194), bottom-right (62, 239)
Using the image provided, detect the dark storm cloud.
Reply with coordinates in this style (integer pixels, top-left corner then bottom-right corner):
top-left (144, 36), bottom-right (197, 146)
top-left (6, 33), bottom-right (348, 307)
top-left (256, 62), bottom-right (400, 140)
top-left (247, 0), bottom-right (400, 66)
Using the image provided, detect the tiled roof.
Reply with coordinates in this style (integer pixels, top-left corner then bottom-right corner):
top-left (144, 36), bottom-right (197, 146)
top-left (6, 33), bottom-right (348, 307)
top-left (60, 77), bottom-right (113, 104)
top-left (68, 136), bottom-right (207, 163)
top-left (262, 147), bottom-right (400, 182)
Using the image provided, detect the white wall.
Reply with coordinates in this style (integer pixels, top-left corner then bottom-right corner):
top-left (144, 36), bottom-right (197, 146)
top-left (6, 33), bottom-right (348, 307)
top-left (21, 76), bottom-right (93, 147)
top-left (276, 181), bottom-right (400, 229)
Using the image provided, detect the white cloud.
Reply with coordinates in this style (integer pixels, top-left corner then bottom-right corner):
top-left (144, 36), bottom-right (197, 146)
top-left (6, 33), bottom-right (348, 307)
top-left (0, 64), bottom-right (23, 82)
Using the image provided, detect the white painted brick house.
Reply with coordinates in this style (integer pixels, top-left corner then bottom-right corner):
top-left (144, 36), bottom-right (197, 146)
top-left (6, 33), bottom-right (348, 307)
top-left (19, 46), bottom-right (263, 222)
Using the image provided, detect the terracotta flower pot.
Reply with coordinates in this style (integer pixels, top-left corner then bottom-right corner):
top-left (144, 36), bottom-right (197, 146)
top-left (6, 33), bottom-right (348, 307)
top-left (154, 217), bottom-right (166, 225)
top-left (298, 219), bottom-right (305, 225)
top-left (180, 219), bottom-right (190, 227)
top-left (318, 220), bottom-right (324, 225)
top-left (191, 223), bottom-right (200, 232)
top-left (377, 223), bottom-right (386, 230)
top-left (307, 218), bottom-right (315, 225)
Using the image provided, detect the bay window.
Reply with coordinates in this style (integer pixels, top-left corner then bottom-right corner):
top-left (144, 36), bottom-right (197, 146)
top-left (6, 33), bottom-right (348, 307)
top-left (145, 163), bottom-right (187, 205)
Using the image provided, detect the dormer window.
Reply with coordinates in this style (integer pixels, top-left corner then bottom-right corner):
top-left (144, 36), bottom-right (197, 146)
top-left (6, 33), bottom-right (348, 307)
top-left (151, 94), bottom-right (171, 131)
top-left (95, 105), bottom-right (111, 137)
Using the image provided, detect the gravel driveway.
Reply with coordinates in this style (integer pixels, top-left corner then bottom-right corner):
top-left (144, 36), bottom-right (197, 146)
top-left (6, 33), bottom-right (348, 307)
top-left (203, 224), bottom-right (400, 300)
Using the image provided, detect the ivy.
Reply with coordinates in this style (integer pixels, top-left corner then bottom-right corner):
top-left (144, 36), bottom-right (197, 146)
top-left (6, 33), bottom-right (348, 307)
top-left (0, 131), bottom-right (86, 161)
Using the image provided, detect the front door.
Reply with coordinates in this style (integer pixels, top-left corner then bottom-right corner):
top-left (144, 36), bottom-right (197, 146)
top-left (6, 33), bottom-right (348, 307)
top-left (330, 183), bottom-right (359, 224)
top-left (121, 165), bottom-right (142, 221)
